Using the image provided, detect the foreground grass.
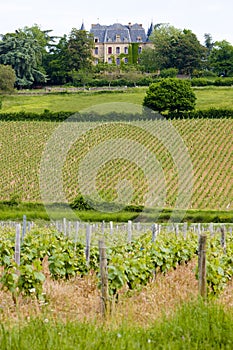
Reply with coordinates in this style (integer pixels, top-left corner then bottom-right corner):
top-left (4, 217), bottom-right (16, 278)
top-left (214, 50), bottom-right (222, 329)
top-left (1, 300), bottom-right (232, 349)
top-left (1, 86), bottom-right (233, 113)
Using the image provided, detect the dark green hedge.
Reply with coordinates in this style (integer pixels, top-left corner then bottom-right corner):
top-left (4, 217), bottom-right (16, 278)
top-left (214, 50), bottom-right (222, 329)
top-left (191, 77), bottom-right (233, 87)
top-left (167, 108), bottom-right (233, 119)
top-left (1, 108), bottom-right (233, 122)
top-left (67, 76), bottom-right (233, 88)
top-left (0, 110), bottom-right (160, 122)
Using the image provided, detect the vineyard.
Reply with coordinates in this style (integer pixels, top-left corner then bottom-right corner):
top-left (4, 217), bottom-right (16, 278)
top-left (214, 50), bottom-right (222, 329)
top-left (0, 118), bottom-right (233, 212)
top-left (1, 220), bottom-right (233, 348)
top-left (1, 221), bottom-right (233, 305)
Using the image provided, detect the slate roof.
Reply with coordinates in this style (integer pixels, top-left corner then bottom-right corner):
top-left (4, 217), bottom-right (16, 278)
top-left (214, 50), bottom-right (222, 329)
top-left (90, 23), bottom-right (150, 43)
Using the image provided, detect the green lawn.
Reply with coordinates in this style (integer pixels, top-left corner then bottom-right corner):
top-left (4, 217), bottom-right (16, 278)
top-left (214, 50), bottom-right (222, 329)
top-left (1, 88), bottom-right (146, 113)
top-left (193, 86), bottom-right (233, 109)
top-left (1, 86), bottom-right (233, 113)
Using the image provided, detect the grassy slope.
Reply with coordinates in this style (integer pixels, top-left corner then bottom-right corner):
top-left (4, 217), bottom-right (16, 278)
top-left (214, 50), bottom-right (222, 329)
top-left (0, 119), bottom-right (232, 212)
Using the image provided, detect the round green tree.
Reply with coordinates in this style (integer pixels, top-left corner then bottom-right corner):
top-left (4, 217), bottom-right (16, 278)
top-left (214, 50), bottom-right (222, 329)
top-left (143, 78), bottom-right (196, 114)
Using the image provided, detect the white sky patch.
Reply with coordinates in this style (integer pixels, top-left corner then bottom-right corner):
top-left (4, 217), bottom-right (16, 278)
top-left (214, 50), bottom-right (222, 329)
top-left (0, 0), bottom-right (233, 44)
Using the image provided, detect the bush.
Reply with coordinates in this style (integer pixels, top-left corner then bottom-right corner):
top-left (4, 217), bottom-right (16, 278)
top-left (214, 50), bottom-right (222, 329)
top-left (0, 65), bottom-right (16, 93)
top-left (159, 68), bottom-right (178, 78)
top-left (143, 78), bottom-right (196, 114)
top-left (192, 70), bottom-right (217, 78)
top-left (70, 195), bottom-right (94, 211)
top-left (213, 77), bottom-right (233, 86)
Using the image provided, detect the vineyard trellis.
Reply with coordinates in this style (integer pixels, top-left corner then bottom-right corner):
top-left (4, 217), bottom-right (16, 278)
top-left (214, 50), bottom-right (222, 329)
top-left (0, 217), bottom-right (233, 311)
top-left (0, 118), bottom-right (233, 210)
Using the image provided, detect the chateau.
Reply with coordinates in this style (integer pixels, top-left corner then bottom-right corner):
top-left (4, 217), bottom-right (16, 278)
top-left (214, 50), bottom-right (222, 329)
top-left (89, 22), bottom-right (153, 64)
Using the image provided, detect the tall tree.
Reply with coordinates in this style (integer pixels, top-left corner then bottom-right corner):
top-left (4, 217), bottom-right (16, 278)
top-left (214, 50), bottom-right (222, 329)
top-left (149, 24), bottom-right (204, 75)
top-left (0, 29), bottom-right (47, 87)
top-left (204, 33), bottom-right (214, 56)
top-left (44, 35), bottom-right (70, 85)
top-left (66, 28), bottom-right (94, 72)
top-left (138, 47), bottom-right (159, 72)
top-left (174, 29), bottom-right (204, 74)
top-left (45, 28), bottom-right (94, 85)
top-left (208, 40), bottom-right (233, 76)
top-left (150, 24), bottom-right (181, 69)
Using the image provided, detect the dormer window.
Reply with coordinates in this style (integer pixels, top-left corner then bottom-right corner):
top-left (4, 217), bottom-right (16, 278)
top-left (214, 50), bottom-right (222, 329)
top-left (116, 34), bottom-right (120, 42)
top-left (137, 36), bottom-right (142, 42)
top-left (94, 37), bottom-right (99, 43)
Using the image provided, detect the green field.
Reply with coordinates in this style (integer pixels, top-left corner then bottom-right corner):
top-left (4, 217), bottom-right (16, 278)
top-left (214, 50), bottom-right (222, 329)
top-left (1, 86), bottom-right (233, 113)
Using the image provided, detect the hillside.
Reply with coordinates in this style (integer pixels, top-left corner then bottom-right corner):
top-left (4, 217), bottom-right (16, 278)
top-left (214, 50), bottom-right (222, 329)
top-left (0, 118), bottom-right (232, 212)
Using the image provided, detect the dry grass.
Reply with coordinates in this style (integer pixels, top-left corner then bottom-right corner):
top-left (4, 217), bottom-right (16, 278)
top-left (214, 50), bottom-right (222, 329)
top-left (112, 259), bottom-right (199, 327)
top-left (219, 278), bottom-right (233, 308)
top-left (0, 259), bottom-right (232, 327)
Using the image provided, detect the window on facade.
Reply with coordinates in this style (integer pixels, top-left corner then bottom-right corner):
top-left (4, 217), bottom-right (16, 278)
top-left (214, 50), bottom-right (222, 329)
top-left (116, 57), bottom-right (120, 65)
top-left (94, 58), bottom-right (99, 65)
top-left (108, 47), bottom-right (112, 54)
top-left (138, 46), bottom-right (142, 54)
top-left (124, 47), bottom-right (128, 54)
top-left (94, 47), bottom-right (98, 55)
top-left (108, 57), bottom-right (112, 64)
top-left (116, 47), bottom-right (120, 54)
top-left (124, 57), bottom-right (128, 64)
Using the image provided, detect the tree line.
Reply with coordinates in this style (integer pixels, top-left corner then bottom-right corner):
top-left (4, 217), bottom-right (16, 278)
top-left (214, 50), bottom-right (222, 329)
top-left (0, 23), bottom-right (233, 90)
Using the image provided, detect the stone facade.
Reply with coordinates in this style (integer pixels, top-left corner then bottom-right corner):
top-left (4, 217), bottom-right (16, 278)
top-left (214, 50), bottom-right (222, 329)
top-left (89, 22), bottom-right (153, 64)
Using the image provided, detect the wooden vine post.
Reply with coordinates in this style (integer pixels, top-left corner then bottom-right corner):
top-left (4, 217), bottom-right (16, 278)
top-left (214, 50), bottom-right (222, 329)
top-left (85, 224), bottom-right (91, 264)
top-left (15, 224), bottom-right (21, 266)
top-left (198, 234), bottom-right (207, 298)
top-left (98, 238), bottom-right (109, 316)
top-left (220, 226), bottom-right (226, 254)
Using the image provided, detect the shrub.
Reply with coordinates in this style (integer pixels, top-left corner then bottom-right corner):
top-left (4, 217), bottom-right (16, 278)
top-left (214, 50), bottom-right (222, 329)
top-left (0, 65), bottom-right (16, 93)
top-left (159, 68), bottom-right (178, 78)
top-left (191, 78), bottom-right (214, 86)
top-left (143, 78), bottom-right (196, 114)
